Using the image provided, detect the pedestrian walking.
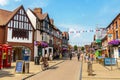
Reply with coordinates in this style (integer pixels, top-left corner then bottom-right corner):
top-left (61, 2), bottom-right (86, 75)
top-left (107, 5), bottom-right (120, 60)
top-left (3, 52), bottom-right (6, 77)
top-left (85, 54), bottom-right (89, 62)
top-left (77, 52), bottom-right (80, 61)
top-left (69, 52), bottom-right (72, 60)
top-left (90, 53), bottom-right (94, 63)
top-left (80, 52), bottom-right (84, 62)
top-left (49, 53), bottom-right (53, 61)
top-left (59, 53), bottom-right (62, 59)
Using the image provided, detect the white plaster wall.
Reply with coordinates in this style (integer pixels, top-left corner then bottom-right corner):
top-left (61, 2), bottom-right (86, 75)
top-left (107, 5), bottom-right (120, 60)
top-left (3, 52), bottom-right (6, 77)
top-left (43, 32), bottom-right (48, 42)
top-left (42, 48), bottom-right (45, 57)
top-left (7, 28), bottom-right (33, 43)
top-left (45, 47), bottom-right (53, 54)
top-left (34, 45), bottom-right (38, 57)
top-left (47, 34), bottom-right (49, 43)
top-left (27, 9), bottom-right (36, 29)
top-left (36, 30), bottom-right (42, 41)
top-left (113, 47), bottom-right (119, 58)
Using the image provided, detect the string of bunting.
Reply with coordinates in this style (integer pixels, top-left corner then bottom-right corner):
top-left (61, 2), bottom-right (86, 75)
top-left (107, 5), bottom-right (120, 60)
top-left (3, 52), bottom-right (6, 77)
top-left (69, 41), bottom-right (92, 44)
top-left (68, 28), bottom-right (107, 33)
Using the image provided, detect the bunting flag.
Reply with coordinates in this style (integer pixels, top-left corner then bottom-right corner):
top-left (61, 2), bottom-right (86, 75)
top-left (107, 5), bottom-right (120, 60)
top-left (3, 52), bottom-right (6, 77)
top-left (68, 28), bottom-right (107, 34)
top-left (69, 41), bottom-right (92, 44)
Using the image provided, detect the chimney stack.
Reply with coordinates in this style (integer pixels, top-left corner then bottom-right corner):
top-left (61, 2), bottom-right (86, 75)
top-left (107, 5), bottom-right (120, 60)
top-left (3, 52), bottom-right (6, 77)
top-left (34, 8), bottom-right (42, 14)
top-left (50, 19), bottom-right (54, 25)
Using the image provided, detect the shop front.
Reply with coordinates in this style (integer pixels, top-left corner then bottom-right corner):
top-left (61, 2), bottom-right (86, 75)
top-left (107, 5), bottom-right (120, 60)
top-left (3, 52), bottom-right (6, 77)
top-left (0, 44), bottom-right (12, 69)
top-left (12, 46), bottom-right (31, 62)
top-left (108, 40), bottom-right (120, 58)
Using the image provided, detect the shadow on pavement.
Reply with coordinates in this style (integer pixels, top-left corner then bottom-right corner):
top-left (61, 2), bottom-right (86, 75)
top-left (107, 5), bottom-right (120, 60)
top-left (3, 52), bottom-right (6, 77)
top-left (103, 66), bottom-right (111, 71)
top-left (5, 66), bottom-right (15, 69)
top-left (88, 74), bottom-right (96, 76)
top-left (49, 66), bottom-right (59, 70)
top-left (0, 70), bottom-right (14, 78)
top-left (117, 68), bottom-right (120, 70)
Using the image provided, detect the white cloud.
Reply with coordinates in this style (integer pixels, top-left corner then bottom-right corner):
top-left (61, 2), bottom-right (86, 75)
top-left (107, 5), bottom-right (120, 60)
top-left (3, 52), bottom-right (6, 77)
top-left (0, 0), bottom-right (9, 6)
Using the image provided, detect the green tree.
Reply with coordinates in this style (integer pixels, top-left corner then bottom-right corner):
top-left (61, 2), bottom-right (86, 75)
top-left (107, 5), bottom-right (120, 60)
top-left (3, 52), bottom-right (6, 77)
top-left (81, 47), bottom-right (84, 51)
top-left (74, 45), bottom-right (78, 51)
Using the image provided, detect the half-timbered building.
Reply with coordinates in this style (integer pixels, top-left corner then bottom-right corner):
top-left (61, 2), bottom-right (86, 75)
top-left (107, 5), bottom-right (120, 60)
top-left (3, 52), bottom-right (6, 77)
top-left (0, 5), bottom-right (34, 61)
top-left (27, 8), bottom-right (53, 59)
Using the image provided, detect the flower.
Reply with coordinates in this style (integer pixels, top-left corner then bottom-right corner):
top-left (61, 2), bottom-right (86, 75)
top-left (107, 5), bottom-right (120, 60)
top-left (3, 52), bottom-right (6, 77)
top-left (62, 48), bottom-right (67, 51)
top-left (108, 40), bottom-right (120, 45)
top-left (41, 41), bottom-right (48, 47)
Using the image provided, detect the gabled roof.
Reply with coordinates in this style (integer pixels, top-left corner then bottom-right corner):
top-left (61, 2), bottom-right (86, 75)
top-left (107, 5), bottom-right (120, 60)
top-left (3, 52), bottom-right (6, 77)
top-left (53, 25), bottom-right (58, 30)
top-left (0, 5), bottom-right (23, 26)
top-left (0, 9), bottom-right (12, 26)
top-left (106, 13), bottom-right (120, 29)
top-left (34, 11), bottom-right (48, 20)
top-left (42, 13), bottom-right (48, 20)
top-left (62, 32), bottom-right (69, 38)
top-left (29, 8), bottom-right (49, 21)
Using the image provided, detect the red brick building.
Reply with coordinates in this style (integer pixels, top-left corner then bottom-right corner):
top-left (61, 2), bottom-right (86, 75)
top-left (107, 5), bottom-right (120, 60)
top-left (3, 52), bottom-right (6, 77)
top-left (0, 5), bottom-right (34, 61)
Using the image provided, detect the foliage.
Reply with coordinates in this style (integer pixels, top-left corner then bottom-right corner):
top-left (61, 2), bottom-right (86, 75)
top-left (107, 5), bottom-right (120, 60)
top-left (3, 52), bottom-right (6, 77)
top-left (81, 47), bottom-right (84, 51)
top-left (74, 45), bottom-right (78, 51)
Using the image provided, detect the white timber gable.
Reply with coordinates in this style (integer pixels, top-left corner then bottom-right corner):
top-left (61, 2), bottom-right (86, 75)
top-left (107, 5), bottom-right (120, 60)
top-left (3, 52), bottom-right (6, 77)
top-left (7, 8), bottom-right (33, 43)
top-left (27, 9), bottom-right (36, 29)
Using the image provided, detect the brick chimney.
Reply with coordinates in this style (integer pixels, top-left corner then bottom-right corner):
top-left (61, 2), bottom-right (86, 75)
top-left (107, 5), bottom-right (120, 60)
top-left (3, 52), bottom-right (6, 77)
top-left (50, 19), bottom-right (54, 25)
top-left (34, 8), bottom-right (42, 14)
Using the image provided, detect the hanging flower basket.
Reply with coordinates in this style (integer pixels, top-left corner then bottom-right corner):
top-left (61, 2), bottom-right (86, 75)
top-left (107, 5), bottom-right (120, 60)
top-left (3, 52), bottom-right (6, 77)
top-left (108, 40), bottom-right (120, 46)
top-left (62, 48), bottom-right (67, 51)
top-left (41, 41), bottom-right (48, 47)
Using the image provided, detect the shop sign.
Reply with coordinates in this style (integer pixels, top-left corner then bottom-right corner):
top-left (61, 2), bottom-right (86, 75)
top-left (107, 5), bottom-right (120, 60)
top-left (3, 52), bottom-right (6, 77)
top-left (104, 58), bottom-right (116, 66)
top-left (15, 60), bottom-right (24, 73)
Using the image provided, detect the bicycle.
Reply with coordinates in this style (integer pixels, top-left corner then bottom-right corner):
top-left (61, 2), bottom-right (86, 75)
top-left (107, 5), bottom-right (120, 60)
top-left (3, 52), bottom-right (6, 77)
top-left (41, 57), bottom-right (49, 71)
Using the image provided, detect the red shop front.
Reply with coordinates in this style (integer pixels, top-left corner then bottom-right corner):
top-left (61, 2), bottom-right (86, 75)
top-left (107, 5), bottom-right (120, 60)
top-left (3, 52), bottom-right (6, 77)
top-left (0, 45), bottom-right (2, 69)
top-left (2, 44), bottom-right (12, 68)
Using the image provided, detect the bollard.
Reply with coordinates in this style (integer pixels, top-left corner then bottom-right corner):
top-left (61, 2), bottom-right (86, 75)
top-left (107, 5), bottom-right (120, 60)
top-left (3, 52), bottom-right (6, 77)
top-left (24, 62), bottom-right (29, 73)
top-left (34, 57), bottom-right (40, 65)
top-left (87, 61), bottom-right (93, 76)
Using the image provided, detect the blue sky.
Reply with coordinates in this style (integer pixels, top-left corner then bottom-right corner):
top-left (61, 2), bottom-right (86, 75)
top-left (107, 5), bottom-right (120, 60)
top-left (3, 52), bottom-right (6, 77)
top-left (0, 0), bottom-right (120, 46)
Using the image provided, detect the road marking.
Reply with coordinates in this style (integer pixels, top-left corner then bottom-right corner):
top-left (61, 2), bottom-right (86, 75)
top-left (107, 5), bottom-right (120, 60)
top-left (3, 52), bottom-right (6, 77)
top-left (79, 61), bottom-right (83, 80)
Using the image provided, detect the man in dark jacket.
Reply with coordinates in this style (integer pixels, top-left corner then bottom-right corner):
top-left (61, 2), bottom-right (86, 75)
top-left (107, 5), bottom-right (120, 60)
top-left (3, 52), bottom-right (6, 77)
top-left (77, 52), bottom-right (80, 61)
top-left (69, 52), bottom-right (72, 60)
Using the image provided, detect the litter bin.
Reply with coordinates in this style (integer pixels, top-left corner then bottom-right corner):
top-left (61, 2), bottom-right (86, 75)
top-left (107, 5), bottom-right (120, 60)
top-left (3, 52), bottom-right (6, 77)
top-left (34, 56), bottom-right (40, 65)
top-left (24, 62), bottom-right (29, 73)
top-left (87, 61), bottom-right (92, 76)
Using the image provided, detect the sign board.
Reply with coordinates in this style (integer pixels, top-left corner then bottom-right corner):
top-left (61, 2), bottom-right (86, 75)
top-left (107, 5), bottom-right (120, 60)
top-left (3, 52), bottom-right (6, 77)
top-left (104, 58), bottom-right (116, 66)
top-left (15, 60), bottom-right (24, 73)
top-left (108, 34), bottom-right (112, 38)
